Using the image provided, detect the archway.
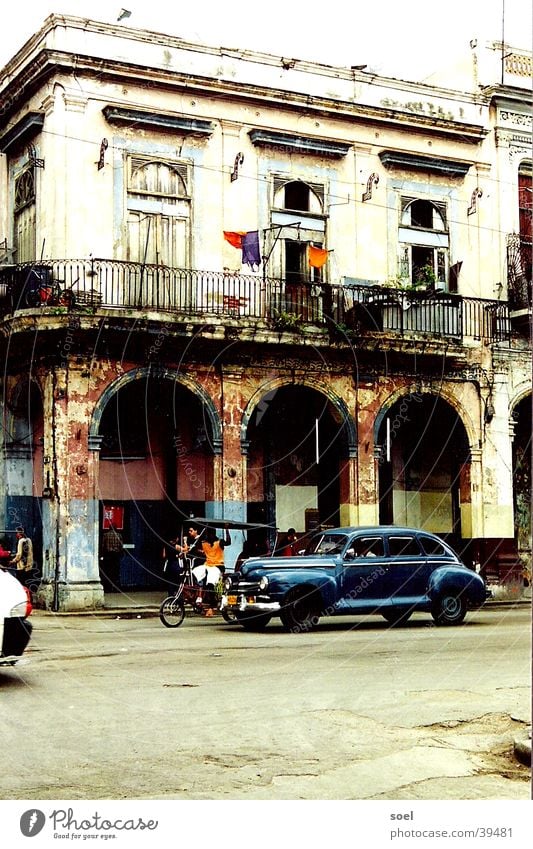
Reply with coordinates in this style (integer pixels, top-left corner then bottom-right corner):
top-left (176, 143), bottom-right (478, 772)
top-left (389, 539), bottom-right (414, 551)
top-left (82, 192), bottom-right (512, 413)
top-left (245, 383), bottom-right (353, 549)
top-left (376, 393), bottom-right (470, 548)
top-left (94, 371), bottom-right (220, 591)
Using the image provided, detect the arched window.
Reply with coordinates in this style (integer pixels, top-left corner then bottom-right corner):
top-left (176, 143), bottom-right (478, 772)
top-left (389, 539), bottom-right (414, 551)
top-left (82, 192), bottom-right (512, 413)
top-left (399, 198), bottom-right (449, 289)
top-left (126, 158), bottom-right (190, 268)
top-left (270, 179), bottom-right (326, 284)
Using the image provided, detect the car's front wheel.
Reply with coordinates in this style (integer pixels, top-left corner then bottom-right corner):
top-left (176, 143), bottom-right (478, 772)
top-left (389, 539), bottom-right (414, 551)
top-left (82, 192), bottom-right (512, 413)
top-left (221, 609), bottom-right (238, 623)
top-left (280, 589), bottom-right (321, 633)
top-left (432, 592), bottom-right (467, 626)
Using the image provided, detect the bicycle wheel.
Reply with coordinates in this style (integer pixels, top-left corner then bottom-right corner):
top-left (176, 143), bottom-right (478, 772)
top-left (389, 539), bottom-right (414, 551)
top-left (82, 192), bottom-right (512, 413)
top-left (159, 596), bottom-right (186, 628)
top-left (57, 289), bottom-right (75, 308)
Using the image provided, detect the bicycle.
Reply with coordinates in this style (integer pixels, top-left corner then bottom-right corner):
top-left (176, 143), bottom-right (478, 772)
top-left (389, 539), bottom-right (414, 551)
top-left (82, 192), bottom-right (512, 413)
top-left (24, 271), bottom-right (78, 308)
top-left (159, 557), bottom-right (236, 627)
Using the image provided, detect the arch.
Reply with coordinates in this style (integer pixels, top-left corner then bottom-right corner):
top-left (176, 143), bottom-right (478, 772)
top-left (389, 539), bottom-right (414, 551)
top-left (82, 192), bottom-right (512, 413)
top-left (510, 385), bottom-right (532, 416)
top-left (89, 366), bottom-right (222, 453)
top-left (129, 159), bottom-right (188, 198)
top-left (4, 377), bottom-right (43, 450)
top-left (401, 198), bottom-right (446, 231)
top-left (241, 376), bottom-right (357, 457)
top-left (373, 384), bottom-right (477, 453)
top-left (274, 179), bottom-right (323, 214)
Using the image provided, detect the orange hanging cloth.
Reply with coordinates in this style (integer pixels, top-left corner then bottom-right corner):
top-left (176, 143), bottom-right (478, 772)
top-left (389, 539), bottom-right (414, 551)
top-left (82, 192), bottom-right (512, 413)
top-left (308, 245), bottom-right (328, 269)
top-left (224, 231), bottom-right (246, 249)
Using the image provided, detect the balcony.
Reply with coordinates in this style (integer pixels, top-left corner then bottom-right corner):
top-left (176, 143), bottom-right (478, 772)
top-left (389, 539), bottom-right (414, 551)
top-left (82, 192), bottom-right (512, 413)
top-left (506, 234), bottom-right (532, 335)
top-left (507, 234), bottom-right (532, 309)
top-left (0, 258), bottom-right (512, 346)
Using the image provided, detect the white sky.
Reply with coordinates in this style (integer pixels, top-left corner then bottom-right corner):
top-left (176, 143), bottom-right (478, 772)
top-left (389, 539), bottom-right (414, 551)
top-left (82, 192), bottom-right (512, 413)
top-left (1, 0), bottom-right (531, 80)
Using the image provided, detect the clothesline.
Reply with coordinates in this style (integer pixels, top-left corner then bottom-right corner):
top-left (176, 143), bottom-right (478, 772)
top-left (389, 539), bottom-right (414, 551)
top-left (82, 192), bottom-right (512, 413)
top-left (223, 230), bottom-right (333, 270)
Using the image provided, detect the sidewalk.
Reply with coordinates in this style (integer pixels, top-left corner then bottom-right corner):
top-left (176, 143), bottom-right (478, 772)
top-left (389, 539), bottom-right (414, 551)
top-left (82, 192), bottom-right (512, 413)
top-left (33, 588), bottom-right (531, 618)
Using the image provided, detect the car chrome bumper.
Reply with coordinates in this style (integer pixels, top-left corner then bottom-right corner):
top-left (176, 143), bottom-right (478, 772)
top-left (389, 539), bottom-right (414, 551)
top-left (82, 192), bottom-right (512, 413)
top-left (220, 594), bottom-right (281, 615)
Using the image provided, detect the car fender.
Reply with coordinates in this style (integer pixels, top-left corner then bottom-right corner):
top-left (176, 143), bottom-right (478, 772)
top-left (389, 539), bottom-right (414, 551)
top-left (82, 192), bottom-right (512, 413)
top-left (428, 566), bottom-right (486, 607)
top-left (246, 566), bottom-right (339, 609)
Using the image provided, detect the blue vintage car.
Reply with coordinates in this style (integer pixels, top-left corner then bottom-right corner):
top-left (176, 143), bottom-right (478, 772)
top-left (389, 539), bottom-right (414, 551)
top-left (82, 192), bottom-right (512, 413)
top-left (220, 526), bottom-right (487, 632)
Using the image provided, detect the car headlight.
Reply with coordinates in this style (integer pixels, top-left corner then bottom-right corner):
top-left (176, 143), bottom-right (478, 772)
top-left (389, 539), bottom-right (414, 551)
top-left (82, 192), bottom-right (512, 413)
top-left (224, 576), bottom-right (233, 592)
top-left (258, 575), bottom-right (269, 591)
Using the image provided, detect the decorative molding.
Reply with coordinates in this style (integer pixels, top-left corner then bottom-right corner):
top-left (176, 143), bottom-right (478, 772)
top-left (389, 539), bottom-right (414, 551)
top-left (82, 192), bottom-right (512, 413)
top-left (0, 112), bottom-right (45, 155)
top-left (362, 172), bottom-right (379, 202)
top-left (103, 105), bottom-right (215, 137)
top-left (505, 52), bottom-right (533, 77)
top-left (97, 138), bottom-right (108, 171)
top-left (63, 92), bottom-right (88, 113)
top-left (27, 142), bottom-right (44, 169)
top-left (230, 152), bottom-right (244, 182)
top-left (467, 188), bottom-right (483, 216)
top-left (498, 110), bottom-right (533, 131)
top-left (41, 95), bottom-right (56, 116)
top-left (249, 129), bottom-right (350, 158)
top-left (379, 150), bottom-right (472, 178)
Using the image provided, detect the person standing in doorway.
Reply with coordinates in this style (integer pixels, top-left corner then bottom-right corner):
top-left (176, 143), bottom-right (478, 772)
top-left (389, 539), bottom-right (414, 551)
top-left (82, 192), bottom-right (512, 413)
top-left (10, 527), bottom-right (33, 586)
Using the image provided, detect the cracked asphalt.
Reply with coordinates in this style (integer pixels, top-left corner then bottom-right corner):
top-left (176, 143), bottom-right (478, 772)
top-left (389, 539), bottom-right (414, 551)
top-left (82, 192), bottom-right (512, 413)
top-left (1, 605), bottom-right (530, 800)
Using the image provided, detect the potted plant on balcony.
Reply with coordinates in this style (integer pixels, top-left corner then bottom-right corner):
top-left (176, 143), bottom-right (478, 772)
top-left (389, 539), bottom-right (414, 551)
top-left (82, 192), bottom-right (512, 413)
top-left (270, 308), bottom-right (303, 332)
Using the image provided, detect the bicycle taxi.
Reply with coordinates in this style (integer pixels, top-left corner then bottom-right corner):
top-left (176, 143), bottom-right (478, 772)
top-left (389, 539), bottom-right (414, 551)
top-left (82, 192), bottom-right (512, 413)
top-left (159, 518), bottom-right (276, 627)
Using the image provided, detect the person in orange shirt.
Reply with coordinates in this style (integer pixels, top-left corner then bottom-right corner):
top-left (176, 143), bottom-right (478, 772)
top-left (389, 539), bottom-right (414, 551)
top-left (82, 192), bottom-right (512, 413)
top-left (192, 525), bottom-right (231, 616)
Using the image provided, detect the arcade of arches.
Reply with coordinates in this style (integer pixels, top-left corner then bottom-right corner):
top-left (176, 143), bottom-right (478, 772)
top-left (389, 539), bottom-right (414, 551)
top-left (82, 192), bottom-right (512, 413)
top-left (0, 365), bottom-right (530, 609)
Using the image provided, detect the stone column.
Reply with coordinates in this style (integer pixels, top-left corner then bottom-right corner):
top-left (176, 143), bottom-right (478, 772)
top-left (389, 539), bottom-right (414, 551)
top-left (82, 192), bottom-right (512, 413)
top-left (204, 368), bottom-right (247, 570)
top-left (37, 363), bottom-right (102, 611)
top-left (355, 391), bottom-right (379, 526)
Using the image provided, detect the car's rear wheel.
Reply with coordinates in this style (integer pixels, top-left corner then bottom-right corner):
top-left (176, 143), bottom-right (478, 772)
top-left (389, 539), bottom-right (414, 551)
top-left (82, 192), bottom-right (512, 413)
top-left (432, 592), bottom-right (467, 626)
top-left (382, 608), bottom-right (413, 627)
top-left (280, 589), bottom-right (320, 632)
top-left (235, 612), bottom-right (271, 631)
top-left (159, 597), bottom-right (186, 628)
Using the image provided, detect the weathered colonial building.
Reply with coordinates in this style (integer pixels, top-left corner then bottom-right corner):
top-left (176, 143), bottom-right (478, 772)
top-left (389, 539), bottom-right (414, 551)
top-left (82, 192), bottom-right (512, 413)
top-left (0, 15), bottom-right (530, 609)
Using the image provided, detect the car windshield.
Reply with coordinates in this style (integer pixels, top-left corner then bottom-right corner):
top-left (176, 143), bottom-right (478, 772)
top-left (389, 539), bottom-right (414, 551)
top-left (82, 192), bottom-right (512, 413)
top-left (306, 533), bottom-right (348, 555)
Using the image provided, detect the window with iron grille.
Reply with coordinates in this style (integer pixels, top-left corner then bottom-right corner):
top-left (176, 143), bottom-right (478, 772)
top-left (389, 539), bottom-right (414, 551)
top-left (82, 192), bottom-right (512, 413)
top-left (13, 168), bottom-right (36, 262)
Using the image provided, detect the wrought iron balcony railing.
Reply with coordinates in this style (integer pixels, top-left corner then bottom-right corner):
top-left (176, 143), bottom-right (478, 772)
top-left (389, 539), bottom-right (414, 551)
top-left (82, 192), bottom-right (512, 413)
top-left (0, 258), bottom-right (513, 344)
top-left (507, 234), bottom-right (532, 311)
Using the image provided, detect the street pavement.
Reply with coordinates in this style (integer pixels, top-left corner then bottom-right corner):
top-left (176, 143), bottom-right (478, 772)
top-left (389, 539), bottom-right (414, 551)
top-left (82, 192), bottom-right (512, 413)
top-left (3, 602), bottom-right (531, 800)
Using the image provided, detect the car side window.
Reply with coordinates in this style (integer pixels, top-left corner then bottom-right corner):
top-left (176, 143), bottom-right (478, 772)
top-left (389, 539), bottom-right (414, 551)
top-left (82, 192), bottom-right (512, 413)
top-left (387, 536), bottom-right (423, 557)
top-left (418, 535), bottom-right (448, 556)
top-left (350, 537), bottom-right (384, 558)
top-left (308, 534), bottom-right (348, 555)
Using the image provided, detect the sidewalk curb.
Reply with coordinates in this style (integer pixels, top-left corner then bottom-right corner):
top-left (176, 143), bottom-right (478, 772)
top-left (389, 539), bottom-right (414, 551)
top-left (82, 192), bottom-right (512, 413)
top-left (33, 607), bottom-right (161, 619)
top-left (31, 598), bottom-right (530, 619)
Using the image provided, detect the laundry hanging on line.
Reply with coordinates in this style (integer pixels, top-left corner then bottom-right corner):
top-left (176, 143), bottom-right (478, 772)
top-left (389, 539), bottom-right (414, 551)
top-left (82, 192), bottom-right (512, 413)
top-left (223, 231), bottom-right (246, 249)
top-left (308, 245), bottom-right (329, 269)
top-left (223, 230), bottom-right (261, 270)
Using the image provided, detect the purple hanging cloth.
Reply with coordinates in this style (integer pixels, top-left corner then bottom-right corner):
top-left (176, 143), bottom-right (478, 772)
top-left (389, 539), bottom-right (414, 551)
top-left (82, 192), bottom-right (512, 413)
top-left (242, 231), bottom-right (261, 270)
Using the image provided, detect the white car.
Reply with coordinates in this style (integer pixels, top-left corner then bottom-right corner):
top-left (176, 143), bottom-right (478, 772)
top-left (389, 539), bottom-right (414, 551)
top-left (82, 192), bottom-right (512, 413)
top-left (0, 569), bottom-right (33, 666)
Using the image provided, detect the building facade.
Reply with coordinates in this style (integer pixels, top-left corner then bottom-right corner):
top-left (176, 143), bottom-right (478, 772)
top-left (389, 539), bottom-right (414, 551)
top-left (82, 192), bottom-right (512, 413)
top-left (0, 16), bottom-right (530, 609)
